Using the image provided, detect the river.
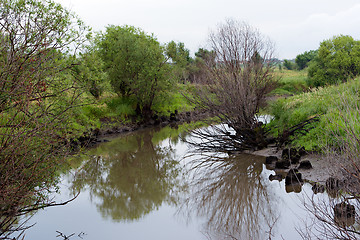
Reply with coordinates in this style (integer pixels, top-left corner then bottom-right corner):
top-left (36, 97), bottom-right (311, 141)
top-left (24, 124), bottom-right (328, 240)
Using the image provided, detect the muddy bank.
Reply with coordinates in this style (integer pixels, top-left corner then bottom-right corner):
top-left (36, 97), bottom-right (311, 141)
top-left (72, 109), bottom-right (212, 149)
top-left (250, 147), bottom-right (344, 184)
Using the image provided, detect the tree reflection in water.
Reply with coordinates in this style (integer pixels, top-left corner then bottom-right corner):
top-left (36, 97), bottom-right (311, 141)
top-left (71, 128), bottom-right (183, 222)
top-left (181, 153), bottom-right (278, 240)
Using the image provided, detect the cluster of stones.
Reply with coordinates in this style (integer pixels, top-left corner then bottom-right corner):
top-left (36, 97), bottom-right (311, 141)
top-left (266, 150), bottom-right (357, 227)
top-left (265, 147), bottom-right (312, 190)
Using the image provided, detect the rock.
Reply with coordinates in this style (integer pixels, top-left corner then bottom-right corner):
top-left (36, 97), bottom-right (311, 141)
top-left (285, 183), bottom-right (302, 193)
top-left (281, 148), bottom-right (294, 160)
top-left (275, 160), bottom-right (290, 169)
top-left (285, 168), bottom-right (303, 185)
top-left (269, 174), bottom-right (282, 181)
top-left (282, 148), bottom-right (301, 164)
top-left (326, 177), bottom-right (340, 191)
top-left (265, 156), bottom-right (278, 164)
top-left (326, 177), bottom-right (341, 198)
top-left (290, 154), bottom-right (301, 164)
top-left (334, 202), bottom-right (356, 227)
top-left (298, 160), bottom-right (312, 169)
top-left (312, 183), bottom-right (325, 194)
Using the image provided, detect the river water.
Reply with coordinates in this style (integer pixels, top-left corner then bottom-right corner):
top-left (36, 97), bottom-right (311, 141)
top-left (24, 125), bottom-right (326, 240)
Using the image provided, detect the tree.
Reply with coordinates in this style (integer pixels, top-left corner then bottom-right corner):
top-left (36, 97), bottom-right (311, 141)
top-left (307, 35), bottom-right (360, 87)
top-left (0, 0), bottom-right (89, 237)
top-left (283, 59), bottom-right (296, 70)
top-left (186, 19), bottom-right (277, 152)
top-left (98, 25), bottom-right (171, 118)
top-left (166, 41), bottom-right (192, 67)
top-left (165, 41), bottom-right (193, 83)
top-left (71, 43), bottom-right (108, 99)
top-left (186, 48), bottom-right (215, 83)
top-left (295, 50), bottom-right (317, 70)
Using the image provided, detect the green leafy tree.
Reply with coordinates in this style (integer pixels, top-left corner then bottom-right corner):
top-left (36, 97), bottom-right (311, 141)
top-left (72, 43), bottom-right (108, 99)
top-left (186, 48), bottom-right (216, 83)
top-left (295, 50), bottom-right (317, 70)
top-left (98, 25), bottom-right (170, 118)
top-left (166, 41), bottom-right (192, 67)
top-left (308, 35), bottom-right (360, 87)
top-left (283, 59), bottom-right (296, 70)
top-left (0, 0), bottom-right (89, 237)
top-left (165, 41), bottom-right (193, 83)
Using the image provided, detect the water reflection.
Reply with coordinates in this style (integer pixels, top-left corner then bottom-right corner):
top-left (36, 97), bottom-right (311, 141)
top-left (71, 128), bottom-right (183, 222)
top-left (182, 153), bottom-right (278, 239)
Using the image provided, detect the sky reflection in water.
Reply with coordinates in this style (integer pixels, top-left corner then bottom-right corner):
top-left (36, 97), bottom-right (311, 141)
top-left (26, 125), bottom-right (319, 240)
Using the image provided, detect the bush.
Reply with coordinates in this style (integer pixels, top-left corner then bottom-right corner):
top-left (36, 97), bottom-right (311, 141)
top-left (307, 35), bottom-right (360, 87)
top-left (295, 50), bottom-right (317, 70)
top-left (283, 59), bottom-right (296, 70)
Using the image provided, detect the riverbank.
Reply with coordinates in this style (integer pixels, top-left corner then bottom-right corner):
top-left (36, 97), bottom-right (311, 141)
top-left (74, 108), bottom-right (213, 149)
top-left (251, 147), bottom-right (344, 184)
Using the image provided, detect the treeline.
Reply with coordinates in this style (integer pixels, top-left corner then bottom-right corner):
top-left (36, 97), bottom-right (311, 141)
top-left (282, 35), bottom-right (360, 87)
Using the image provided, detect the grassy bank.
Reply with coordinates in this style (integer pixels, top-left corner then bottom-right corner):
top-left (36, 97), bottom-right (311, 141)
top-left (69, 83), bottom-right (196, 135)
top-left (270, 69), bottom-right (308, 96)
top-left (267, 77), bottom-right (360, 151)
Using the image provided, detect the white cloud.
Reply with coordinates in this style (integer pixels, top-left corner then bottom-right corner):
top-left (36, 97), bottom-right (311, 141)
top-left (265, 4), bottom-right (360, 58)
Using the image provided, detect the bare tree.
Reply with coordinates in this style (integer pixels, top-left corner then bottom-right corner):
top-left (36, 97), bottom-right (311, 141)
top-left (0, 0), bottom-right (89, 238)
top-left (186, 19), bottom-right (277, 152)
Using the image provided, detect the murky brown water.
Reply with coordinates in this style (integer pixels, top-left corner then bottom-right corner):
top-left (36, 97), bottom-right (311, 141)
top-left (25, 125), bottom-right (325, 240)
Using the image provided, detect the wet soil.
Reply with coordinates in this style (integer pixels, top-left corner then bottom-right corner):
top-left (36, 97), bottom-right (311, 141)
top-left (251, 147), bottom-right (344, 183)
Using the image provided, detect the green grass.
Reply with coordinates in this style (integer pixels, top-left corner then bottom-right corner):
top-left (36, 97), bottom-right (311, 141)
top-left (267, 78), bottom-right (360, 151)
top-left (152, 83), bottom-right (195, 115)
top-left (270, 69), bottom-right (308, 96)
top-left (68, 83), bottom-right (196, 131)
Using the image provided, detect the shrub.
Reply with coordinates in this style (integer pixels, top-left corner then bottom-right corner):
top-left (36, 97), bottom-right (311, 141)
top-left (307, 35), bottom-right (360, 87)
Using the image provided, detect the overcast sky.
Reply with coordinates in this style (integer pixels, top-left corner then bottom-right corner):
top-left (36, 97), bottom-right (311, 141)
top-left (54, 0), bottom-right (360, 59)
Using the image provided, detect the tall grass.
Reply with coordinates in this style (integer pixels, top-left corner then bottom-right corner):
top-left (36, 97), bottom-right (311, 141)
top-left (270, 69), bottom-right (308, 95)
top-left (268, 78), bottom-right (360, 151)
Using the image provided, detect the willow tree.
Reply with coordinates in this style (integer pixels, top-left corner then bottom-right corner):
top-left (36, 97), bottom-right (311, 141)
top-left (0, 0), bottom-right (89, 237)
top-left (187, 19), bottom-right (277, 152)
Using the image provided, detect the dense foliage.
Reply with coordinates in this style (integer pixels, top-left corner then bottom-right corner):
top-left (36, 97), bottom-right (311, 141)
top-left (283, 59), bottom-right (296, 70)
top-left (295, 50), bottom-right (317, 70)
top-left (307, 35), bottom-right (360, 87)
top-left (98, 25), bottom-right (172, 118)
top-left (0, 0), bottom-right (89, 237)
